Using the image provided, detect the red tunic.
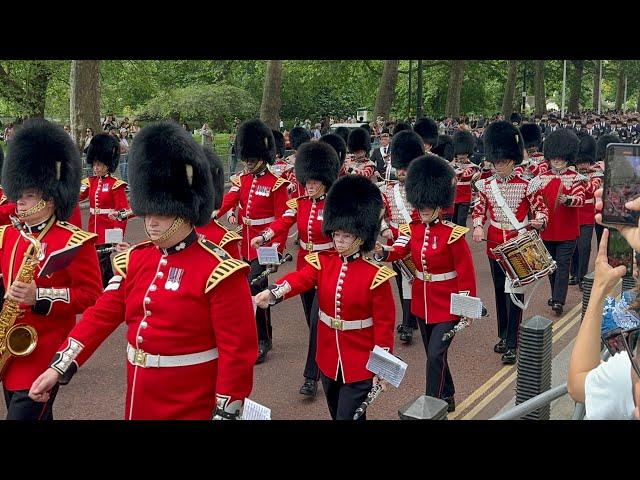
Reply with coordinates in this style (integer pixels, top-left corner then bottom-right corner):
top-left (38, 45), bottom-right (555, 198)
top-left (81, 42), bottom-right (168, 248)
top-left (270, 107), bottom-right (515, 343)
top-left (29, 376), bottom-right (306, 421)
top-left (0, 218), bottom-right (102, 391)
top-left (472, 173), bottom-right (549, 260)
top-left (533, 167), bottom-right (587, 241)
top-left (577, 169), bottom-right (603, 226)
top-left (0, 187), bottom-right (15, 225)
top-left (385, 219), bottom-right (477, 323)
top-left (275, 251), bottom-right (396, 383)
top-left (51, 235), bottom-right (258, 420)
top-left (272, 156), bottom-right (304, 198)
top-left (454, 161), bottom-right (480, 204)
top-left (217, 169), bottom-right (290, 261)
top-left (379, 181), bottom-right (420, 243)
top-left (78, 175), bottom-right (130, 244)
top-left (195, 219), bottom-right (242, 259)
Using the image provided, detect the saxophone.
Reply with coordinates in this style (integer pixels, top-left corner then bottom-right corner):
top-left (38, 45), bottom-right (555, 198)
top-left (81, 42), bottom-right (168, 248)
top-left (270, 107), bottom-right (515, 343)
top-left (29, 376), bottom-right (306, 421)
top-left (0, 217), bottom-right (40, 378)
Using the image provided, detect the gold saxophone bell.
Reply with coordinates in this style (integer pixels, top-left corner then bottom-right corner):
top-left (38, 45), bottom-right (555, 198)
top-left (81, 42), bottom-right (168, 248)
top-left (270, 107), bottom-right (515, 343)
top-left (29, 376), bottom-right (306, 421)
top-left (5, 324), bottom-right (38, 356)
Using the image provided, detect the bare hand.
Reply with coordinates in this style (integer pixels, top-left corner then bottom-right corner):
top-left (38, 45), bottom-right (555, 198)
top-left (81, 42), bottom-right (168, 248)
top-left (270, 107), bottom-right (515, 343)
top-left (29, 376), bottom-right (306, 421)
top-left (250, 236), bottom-right (264, 249)
top-left (228, 214), bottom-right (237, 225)
top-left (373, 375), bottom-right (388, 392)
top-left (593, 229), bottom-right (627, 296)
top-left (254, 290), bottom-right (272, 309)
top-left (381, 228), bottom-right (394, 241)
top-left (595, 187), bottom-right (640, 251)
top-left (8, 280), bottom-right (37, 306)
top-left (557, 194), bottom-right (568, 205)
top-left (373, 241), bottom-right (385, 255)
top-left (115, 242), bottom-right (131, 253)
top-left (472, 226), bottom-right (484, 243)
top-left (530, 218), bottom-right (544, 230)
top-left (28, 368), bottom-right (61, 403)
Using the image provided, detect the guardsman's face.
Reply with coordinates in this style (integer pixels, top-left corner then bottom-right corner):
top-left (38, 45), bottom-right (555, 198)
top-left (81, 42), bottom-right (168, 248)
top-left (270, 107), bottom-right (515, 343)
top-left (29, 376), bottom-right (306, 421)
top-left (305, 179), bottom-right (324, 197)
top-left (396, 167), bottom-right (408, 182)
top-left (16, 189), bottom-right (44, 214)
top-left (144, 215), bottom-right (177, 241)
top-left (92, 161), bottom-right (109, 177)
top-left (418, 207), bottom-right (439, 224)
top-left (550, 158), bottom-right (568, 170)
top-left (332, 230), bottom-right (359, 254)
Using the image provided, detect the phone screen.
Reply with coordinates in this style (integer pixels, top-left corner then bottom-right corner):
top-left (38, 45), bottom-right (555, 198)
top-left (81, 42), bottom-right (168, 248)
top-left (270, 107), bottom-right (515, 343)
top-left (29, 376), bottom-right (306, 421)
top-left (603, 144), bottom-right (640, 225)
top-left (607, 227), bottom-right (634, 276)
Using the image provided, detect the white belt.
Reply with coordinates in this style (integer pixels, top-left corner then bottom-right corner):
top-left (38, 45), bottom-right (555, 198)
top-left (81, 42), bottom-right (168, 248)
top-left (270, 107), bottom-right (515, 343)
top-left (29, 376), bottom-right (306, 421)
top-left (585, 199), bottom-right (594, 204)
top-left (90, 208), bottom-right (115, 215)
top-left (489, 218), bottom-right (529, 231)
top-left (299, 239), bottom-right (333, 251)
top-left (242, 216), bottom-right (275, 226)
top-left (415, 270), bottom-right (457, 282)
top-left (127, 343), bottom-right (218, 368)
top-left (319, 310), bottom-right (373, 331)
top-left (457, 181), bottom-right (471, 185)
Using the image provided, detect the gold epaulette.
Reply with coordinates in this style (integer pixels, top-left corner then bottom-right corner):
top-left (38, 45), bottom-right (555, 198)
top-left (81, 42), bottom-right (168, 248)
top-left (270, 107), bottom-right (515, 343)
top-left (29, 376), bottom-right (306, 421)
top-left (286, 198), bottom-right (298, 211)
top-left (197, 237), bottom-right (230, 260)
top-left (0, 224), bottom-right (8, 249)
top-left (369, 263), bottom-right (397, 290)
top-left (273, 177), bottom-right (289, 191)
top-left (56, 220), bottom-right (80, 232)
top-left (304, 252), bottom-right (321, 270)
top-left (65, 229), bottom-right (98, 248)
top-left (111, 241), bottom-right (152, 278)
top-left (399, 223), bottom-right (411, 237)
top-left (81, 178), bottom-right (90, 187)
top-left (230, 175), bottom-right (242, 188)
top-left (205, 258), bottom-right (249, 293)
top-left (218, 229), bottom-right (242, 248)
top-left (441, 220), bottom-right (469, 244)
top-left (112, 179), bottom-right (127, 190)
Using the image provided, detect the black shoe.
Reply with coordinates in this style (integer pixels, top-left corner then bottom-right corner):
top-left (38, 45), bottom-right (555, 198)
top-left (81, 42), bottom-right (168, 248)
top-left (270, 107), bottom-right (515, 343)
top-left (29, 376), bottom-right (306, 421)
top-left (552, 302), bottom-right (563, 316)
top-left (256, 339), bottom-right (273, 364)
top-left (501, 349), bottom-right (517, 365)
top-left (442, 396), bottom-right (456, 412)
top-left (568, 276), bottom-right (578, 286)
top-left (494, 339), bottom-right (507, 354)
top-left (399, 326), bottom-right (413, 344)
top-left (299, 379), bottom-right (318, 397)
top-left (547, 298), bottom-right (554, 307)
top-left (578, 280), bottom-right (584, 292)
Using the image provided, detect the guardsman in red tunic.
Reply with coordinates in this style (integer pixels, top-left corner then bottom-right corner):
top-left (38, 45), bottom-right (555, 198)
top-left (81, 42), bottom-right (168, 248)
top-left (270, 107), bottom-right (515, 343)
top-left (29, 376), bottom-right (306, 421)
top-left (29, 122), bottom-right (258, 420)
top-left (255, 175), bottom-right (396, 420)
top-left (517, 123), bottom-right (547, 179)
top-left (272, 127), bottom-right (307, 198)
top-left (593, 133), bottom-right (620, 249)
top-left (195, 147), bottom-right (241, 259)
top-left (344, 128), bottom-right (376, 180)
top-left (472, 121), bottom-right (549, 364)
top-left (252, 141), bottom-right (340, 397)
top-left (533, 128), bottom-right (586, 316)
top-left (375, 154), bottom-right (476, 411)
top-left (378, 130), bottom-right (424, 344)
top-left (570, 133), bottom-right (602, 290)
top-left (216, 119), bottom-right (290, 364)
top-left (79, 133), bottom-right (131, 287)
top-left (451, 130), bottom-right (480, 227)
top-left (0, 119), bottom-right (102, 420)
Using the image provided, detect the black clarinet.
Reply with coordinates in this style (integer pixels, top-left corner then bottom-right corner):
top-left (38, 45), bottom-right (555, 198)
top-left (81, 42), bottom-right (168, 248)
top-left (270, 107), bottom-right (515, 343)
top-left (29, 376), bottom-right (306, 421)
top-left (96, 244), bottom-right (118, 255)
top-left (250, 253), bottom-right (293, 286)
top-left (442, 306), bottom-right (488, 341)
top-left (353, 381), bottom-right (384, 420)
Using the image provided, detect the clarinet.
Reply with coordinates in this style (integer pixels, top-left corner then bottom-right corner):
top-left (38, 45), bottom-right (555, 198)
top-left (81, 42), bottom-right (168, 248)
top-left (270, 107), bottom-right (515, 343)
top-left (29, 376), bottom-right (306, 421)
top-left (96, 245), bottom-right (118, 254)
top-left (250, 253), bottom-right (293, 286)
top-left (353, 381), bottom-right (384, 420)
top-left (442, 306), bottom-right (488, 341)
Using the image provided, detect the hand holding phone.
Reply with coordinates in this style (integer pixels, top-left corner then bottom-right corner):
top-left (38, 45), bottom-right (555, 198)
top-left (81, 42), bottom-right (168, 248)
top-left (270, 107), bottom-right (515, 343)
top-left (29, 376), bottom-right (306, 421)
top-left (607, 227), bottom-right (634, 277)
top-left (602, 143), bottom-right (640, 226)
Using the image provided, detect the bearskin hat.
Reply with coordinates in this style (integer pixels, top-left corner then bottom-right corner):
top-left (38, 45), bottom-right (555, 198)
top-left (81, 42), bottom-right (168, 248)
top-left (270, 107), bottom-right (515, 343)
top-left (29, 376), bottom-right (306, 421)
top-left (390, 130), bottom-right (424, 170)
top-left (484, 121), bottom-right (524, 165)
top-left (323, 175), bottom-right (383, 252)
top-left (453, 130), bottom-right (476, 156)
top-left (290, 126), bottom-right (311, 150)
top-left (85, 133), bottom-right (121, 173)
top-left (128, 121), bottom-right (213, 227)
top-left (393, 122), bottom-right (412, 135)
top-left (3, 118), bottom-right (81, 221)
top-left (543, 128), bottom-right (580, 165)
top-left (406, 154), bottom-right (456, 210)
top-left (319, 133), bottom-right (347, 166)
top-left (236, 119), bottom-right (276, 165)
top-left (202, 146), bottom-right (225, 210)
top-left (575, 131), bottom-right (596, 165)
top-left (347, 127), bottom-right (371, 153)
top-left (295, 141), bottom-right (340, 190)
top-left (360, 123), bottom-right (372, 134)
top-left (509, 112), bottom-right (522, 125)
top-left (413, 117), bottom-right (439, 147)
top-left (334, 126), bottom-right (350, 144)
top-left (520, 123), bottom-right (542, 150)
top-left (272, 130), bottom-right (285, 158)
top-left (596, 133), bottom-right (621, 162)
top-left (431, 134), bottom-right (454, 161)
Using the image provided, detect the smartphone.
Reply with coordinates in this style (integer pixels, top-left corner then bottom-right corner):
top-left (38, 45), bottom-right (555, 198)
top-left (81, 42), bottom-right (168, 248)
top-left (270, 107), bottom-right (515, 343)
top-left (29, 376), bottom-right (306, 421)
top-left (607, 227), bottom-right (634, 276)
top-left (602, 143), bottom-right (640, 225)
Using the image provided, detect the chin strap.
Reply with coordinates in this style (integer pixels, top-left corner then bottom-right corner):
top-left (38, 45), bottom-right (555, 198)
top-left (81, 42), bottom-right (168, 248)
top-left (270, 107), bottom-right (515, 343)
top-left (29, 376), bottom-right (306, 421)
top-left (17, 199), bottom-right (48, 219)
top-left (145, 217), bottom-right (185, 244)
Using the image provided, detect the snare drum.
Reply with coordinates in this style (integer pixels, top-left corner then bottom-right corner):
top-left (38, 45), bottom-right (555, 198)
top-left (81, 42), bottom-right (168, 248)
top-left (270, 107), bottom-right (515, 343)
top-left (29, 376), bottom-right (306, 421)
top-left (490, 230), bottom-right (556, 287)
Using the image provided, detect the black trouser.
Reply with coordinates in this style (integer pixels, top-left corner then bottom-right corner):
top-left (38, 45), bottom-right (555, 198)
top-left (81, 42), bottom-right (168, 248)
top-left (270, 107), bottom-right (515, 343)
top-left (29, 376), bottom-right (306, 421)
top-left (416, 319), bottom-right (457, 399)
top-left (489, 259), bottom-right (524, 349)
top-left (571, 224), bottom-right (594, 282)
top-left (453, 202), bottom-right (470, 227)
top-left (300, 288), bottom-right (319, 381)
top-left (97, 246), bottom-right (114, 289)
top-left (392, 263), bottom-right (417, 330)
top-left (320, 368), bottom-right (372, 420)
top-left (595, 223), bottom-right (604, 251)
top-left (248, 258), bottom-right (272, 342)
top-left (543, 239), bottom-right (577, 305)
top-left (4, 385), bottom-right (59, 420)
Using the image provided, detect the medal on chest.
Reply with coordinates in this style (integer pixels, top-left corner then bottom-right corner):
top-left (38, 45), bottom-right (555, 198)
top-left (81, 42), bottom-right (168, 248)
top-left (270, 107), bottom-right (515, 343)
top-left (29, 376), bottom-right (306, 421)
top-left (165, 267), bottom-right (184, 291)
top-left (316, 209), bottom-right (323, 221)
top-left (256, 185), bottom-right (271, 197)
top-left (102, 183), bottom-right (110, 192)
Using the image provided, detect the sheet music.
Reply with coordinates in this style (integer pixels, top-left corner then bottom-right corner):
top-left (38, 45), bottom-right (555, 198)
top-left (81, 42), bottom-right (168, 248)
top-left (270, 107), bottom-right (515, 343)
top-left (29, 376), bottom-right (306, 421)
top-left (105, 228), bottom-right (123, 244)
top-left (450, 293), bottom-right (483, 319)
top-left (365, 345), bottom-right (407, 388)
top-left (257, 245), bottom-right (279, 265)
top-left (242, 398), bottom-right (271, 420)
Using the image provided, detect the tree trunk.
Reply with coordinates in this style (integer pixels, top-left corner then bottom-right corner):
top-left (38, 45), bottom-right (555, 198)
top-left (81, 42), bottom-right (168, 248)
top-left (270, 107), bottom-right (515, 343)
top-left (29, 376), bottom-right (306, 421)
top-left (615, 64), bottom-right (625, 110)
top-left (568, 60), bottom-right (584, 114)
top-left (416, 60), bottom-right (424, 119)
top-left (444, 60), bottom-right (466, 118)
top-left (501, 60), bottom-right (517, 119)
top-left (373, 60), bottom-right (400, 121)
top-left (259, 60), bottom-right (283, 130)
top-left (70, 60), bottom-right (101, 152)
top-left (534, 60), bottom-right (546, 115)
top-left (636, 93), bottom-right (640, 113)
top-left (592, 60), bottom-right (601, 111)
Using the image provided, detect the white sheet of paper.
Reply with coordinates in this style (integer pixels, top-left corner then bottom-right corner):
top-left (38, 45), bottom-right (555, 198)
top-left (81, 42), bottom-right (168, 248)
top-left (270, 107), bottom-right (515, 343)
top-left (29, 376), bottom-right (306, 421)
top-left (365, 345), bottom-right (407, 388)
top-left (242, 398), bottom-right (271, 420)
top-left (104, 228), bottom-right (123, 244)
top-left (257, 245), bottom-right (279, 265)
top-left (450, 293), bottom-right (483, 319)
top-left (504, 278), bottom-right (525, 294)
